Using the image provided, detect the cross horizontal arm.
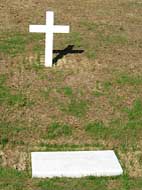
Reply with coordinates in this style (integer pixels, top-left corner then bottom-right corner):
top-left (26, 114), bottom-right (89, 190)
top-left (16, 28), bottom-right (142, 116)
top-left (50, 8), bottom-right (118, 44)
top-left (53, 25), bottom-right (70, 33)
top-left (29, 25), bottom-right (47, 33)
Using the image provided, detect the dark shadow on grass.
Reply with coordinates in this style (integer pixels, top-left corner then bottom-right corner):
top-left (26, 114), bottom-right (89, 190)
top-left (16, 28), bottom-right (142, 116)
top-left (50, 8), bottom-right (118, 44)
top-left (53, 45), bottom-right (84, 65)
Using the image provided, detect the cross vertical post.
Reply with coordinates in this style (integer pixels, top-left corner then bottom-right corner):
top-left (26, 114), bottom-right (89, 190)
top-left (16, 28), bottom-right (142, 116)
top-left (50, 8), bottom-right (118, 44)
top-left (45, 11), bottom-right (54, 67)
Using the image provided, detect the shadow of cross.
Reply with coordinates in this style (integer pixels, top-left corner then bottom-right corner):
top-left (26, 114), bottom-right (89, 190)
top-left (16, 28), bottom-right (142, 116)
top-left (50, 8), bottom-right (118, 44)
top-left (53, 45), bottom-right (84, 64)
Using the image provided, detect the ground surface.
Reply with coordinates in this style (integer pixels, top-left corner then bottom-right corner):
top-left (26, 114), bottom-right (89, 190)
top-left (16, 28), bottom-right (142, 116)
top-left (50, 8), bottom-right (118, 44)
top-left (0, 0), bottom-right (142, 189)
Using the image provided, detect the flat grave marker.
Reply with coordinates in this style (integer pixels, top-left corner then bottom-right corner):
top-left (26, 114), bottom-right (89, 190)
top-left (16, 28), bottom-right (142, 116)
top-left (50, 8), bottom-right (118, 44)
top-left (31, 150), bottom-right (123, 178)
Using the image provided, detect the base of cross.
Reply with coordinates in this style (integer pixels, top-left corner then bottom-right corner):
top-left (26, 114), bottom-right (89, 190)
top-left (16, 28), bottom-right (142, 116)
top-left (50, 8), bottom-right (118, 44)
top-left (31, 150), bottom-right (123, 178)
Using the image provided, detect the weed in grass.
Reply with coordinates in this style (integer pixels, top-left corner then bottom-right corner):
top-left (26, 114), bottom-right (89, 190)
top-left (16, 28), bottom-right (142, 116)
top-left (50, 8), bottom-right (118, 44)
top-left (46, 122), bottom-right (72, 139)
top-left (62, 99), bottom-right (88, 117)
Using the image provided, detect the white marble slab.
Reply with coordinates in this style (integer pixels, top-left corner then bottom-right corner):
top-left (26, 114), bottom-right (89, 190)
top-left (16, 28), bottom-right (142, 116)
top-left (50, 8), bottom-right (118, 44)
top-left (31, 150), bottom-right (123, 178)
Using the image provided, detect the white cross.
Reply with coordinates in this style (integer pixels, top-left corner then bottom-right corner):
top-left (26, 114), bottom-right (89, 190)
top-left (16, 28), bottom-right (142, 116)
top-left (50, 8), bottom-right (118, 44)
top-left (29, 11), bottom-right (70, 67)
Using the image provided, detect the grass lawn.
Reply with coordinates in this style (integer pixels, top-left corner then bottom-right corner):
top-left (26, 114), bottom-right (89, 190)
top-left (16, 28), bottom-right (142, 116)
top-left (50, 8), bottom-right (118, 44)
top-left (0, 0), bottom-right (142, 189)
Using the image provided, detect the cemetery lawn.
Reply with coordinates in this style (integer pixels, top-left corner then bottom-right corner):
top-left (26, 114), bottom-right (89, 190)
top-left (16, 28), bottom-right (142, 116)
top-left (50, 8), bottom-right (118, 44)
top-left (0, 0), bottom-right (142, 189)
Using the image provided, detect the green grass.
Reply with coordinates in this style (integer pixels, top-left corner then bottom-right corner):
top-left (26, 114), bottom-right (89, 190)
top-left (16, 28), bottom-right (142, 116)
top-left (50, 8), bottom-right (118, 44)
top-left (62, 99), bottom-right (88, 117)
top-left (93, 90), bottom-right (104, 97)
top-left (0, 34), bottom-right (26, 56)
top-left (62, 86), bottom-right (73, 96)
top-left (85, 111), bottom-right (142, 150)
top-left (85, 121), bottom-right (109, 139)
top-left (117, 74), bottom-right (142, 85)
top-left (41, 87), bottom-right (51, 99)
top-left (0, 167), bottom-right (28, 190)
top-left (0, 74), bottom-right (7, 85)
top-left (0, 33), bottom-right (44, 56)
top-left (127, 1), bottom-right (142, 8)
top-left (39, 143), bottom-right (104, 151)
top-left (30, 61), bottom-right (44, 72)
top-left (0, 121), bottom-right (28, 148)
top-left (57, 86), bottom-right (73, 97)
top-left (125, 99), bottom-right (142, 120)
top-left (45, 122), bottom-right (72, 139)
top-left (0, 74), bottom-right (33, 107)
top-left (0, 137), bottom-right (9, 147)
top-left (80, 21), bottom-right (99, 31)
top-left (67, 32), bottom-right (83, 48)
top-left (103, 81), bottom-right (113, 91)
top-left (0, 167), bottom-right (142, 190)
top-left (86, 50), bottom-right (96, 59)
top-left (37, 175), bottom-right (142, 190)
top-left (0, 167), bottom-right (28, 179)
top-left (0, 88), bottom-right (32, 107)
top-left (38, 177), bottom-right (108, 190)
top-left (103, 34), bottom-right (128, 45)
